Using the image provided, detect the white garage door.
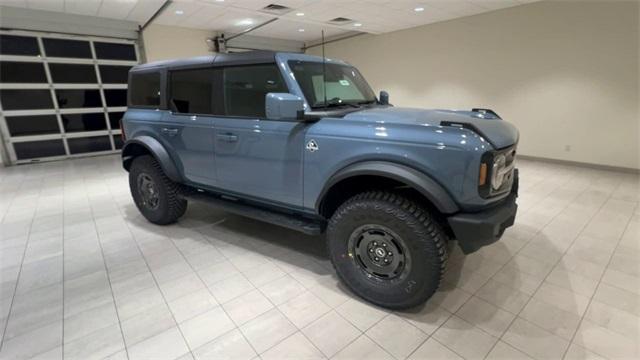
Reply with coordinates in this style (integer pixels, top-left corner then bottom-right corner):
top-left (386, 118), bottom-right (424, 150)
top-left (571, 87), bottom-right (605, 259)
top-left (0, 30), bottom-right (140, 165)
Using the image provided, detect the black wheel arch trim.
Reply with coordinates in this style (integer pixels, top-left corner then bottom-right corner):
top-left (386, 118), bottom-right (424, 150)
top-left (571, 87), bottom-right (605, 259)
top-left (316, 161), bottom-right (459, 215)
top-left (122, 136), bottom-right (182, 182)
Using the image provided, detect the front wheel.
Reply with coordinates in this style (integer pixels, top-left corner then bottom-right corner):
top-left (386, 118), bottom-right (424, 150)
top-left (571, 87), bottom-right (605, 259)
top-left (327, 191), bottom-right (448, 309)
top-left (129, 155), bottom-right (187, 225)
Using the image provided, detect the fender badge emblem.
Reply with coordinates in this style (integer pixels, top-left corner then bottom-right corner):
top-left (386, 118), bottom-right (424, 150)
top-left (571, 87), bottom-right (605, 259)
top-left (306, 139), bottom-right (319, 152)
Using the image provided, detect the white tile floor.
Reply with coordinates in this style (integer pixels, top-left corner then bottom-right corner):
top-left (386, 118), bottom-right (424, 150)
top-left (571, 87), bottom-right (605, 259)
top-left (0, 155), bottom-right (638, 360)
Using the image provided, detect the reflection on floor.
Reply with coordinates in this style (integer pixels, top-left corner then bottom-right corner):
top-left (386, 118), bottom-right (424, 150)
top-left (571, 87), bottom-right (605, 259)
top-left (0, 155), bottom-right (638, 359)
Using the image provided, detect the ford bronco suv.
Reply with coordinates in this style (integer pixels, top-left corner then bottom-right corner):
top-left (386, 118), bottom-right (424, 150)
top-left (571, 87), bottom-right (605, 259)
top-left (122, 51), bottom-right (518, 309)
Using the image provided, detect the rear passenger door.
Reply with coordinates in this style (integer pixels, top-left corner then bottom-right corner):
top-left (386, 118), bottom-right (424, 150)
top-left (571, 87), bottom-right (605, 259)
top-left (163, 67), bottom-right (220, 186)
top-left (213, 64), bottom-right (306, 207)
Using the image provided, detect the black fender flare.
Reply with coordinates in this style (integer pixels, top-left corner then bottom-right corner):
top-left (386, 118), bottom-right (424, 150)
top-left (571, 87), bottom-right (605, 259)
top-left (121, 136), bottom-right (181, 182)
top-left (316, 161), bottom-right (459, 215)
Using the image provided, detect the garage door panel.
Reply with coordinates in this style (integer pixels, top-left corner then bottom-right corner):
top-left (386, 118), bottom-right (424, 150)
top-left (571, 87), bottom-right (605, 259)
top-left (0, 30), bottom-right (140, 164)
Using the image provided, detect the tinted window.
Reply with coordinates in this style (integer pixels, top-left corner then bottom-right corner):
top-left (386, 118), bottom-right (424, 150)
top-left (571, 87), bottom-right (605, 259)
top-left (223, 64), bottom-right (287, 117)
top-left (99, 65), bottom-right (131, 83)
top-left (0, 62), bottom-right (47, 83)
top-left (108, 112), bottom-right (124, 129)
top-left (129, 72), bottom-right (159, 107)
top-left (94, 42), bottom-right (136, 61)
top-left (6, 115), bottom-right (59, 136)
top-left (0, 35), bottom-right (40, 56)
top-left (169, 68), bottom-right (218, 114)
top-left (61, 113), bottom-right (107, 132)
top-left (105, 89), bottom-right (128, 107)
top-left (0, 90), bottom-right (53, 110)
top-left (43, 38), bottom-right (91, 58)
top-left (67, 136), bottom-right (112, 154)
top-left (14, 140), bottom-right (65, 160)
top-left (56, 89), bottom-right (102, 108)
top-left (49, 63), bottom-right (97, 83)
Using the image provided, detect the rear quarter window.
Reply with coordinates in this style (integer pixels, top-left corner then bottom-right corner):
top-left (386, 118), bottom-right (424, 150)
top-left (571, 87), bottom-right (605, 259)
top-left (129, 72), bottom-right (161, 107)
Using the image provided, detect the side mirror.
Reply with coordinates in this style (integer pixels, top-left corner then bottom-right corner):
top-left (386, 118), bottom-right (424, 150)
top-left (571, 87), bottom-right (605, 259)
top-left (379, 90), bottom-right (389, 105)
top-left (266, 93), bottom-right (305, 121)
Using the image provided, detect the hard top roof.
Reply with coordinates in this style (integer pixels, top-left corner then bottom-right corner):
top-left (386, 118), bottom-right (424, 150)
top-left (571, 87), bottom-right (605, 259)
top-left (131, 51), bottom-right (348, 72)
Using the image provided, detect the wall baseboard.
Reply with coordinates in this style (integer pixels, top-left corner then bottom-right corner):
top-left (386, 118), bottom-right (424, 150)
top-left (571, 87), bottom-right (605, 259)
top-left (517, 155), bottom-right (639, 174)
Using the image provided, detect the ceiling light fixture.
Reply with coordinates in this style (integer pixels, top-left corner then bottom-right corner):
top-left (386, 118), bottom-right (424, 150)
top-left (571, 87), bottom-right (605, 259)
top-left (175, 10), bottom-right (184, 15)
top-left (215, 0), bottom-right (224, 2)
top-left (298, 28), bottom-right (305, 32)
top-left (296, 12), bottom-right (304, 16)
top-left (237, 19), bottom-right (254, 26)
top-left (353, 23), bottom-right (362, 27)
top-left (414, 7), bottom-right (425, 12)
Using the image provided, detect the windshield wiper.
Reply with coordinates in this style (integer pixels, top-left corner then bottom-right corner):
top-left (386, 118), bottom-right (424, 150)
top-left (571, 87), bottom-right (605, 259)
top-left (357, 100), bottom-right (377, 105)
top-left (319, 97), bottom-right (360, 108)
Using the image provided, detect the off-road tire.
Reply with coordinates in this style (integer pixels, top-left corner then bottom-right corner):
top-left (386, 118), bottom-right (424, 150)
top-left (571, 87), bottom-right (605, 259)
top-left (129, 155), bottom-right (187, 225)
top-left (327, 191), bottom-right (448, 309)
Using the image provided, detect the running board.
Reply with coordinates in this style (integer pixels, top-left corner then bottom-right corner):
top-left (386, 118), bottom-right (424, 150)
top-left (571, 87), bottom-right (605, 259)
top-left (184, 191), bottom-right (325, 235)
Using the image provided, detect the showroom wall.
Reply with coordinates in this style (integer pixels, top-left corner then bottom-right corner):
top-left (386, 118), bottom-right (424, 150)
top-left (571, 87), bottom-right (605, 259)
top-left (142, 24), bottom-right (215, 63)
top-left (308, 0), bottom-right (640, 170)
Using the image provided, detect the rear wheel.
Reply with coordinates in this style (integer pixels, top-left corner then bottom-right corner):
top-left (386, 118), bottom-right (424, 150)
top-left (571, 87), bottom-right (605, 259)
top-left (129, 155), bottom-right (187, 225)
top-left (327, 191), bottom-right (448, 309)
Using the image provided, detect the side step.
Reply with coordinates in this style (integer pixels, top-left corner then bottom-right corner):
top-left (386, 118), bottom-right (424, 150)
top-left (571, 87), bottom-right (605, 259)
top-left (184, 191), bottom-right (325, 235)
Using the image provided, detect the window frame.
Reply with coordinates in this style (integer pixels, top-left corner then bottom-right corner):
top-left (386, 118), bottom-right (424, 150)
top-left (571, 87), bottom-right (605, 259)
top-left (166, 62), bottom-right (290, 121)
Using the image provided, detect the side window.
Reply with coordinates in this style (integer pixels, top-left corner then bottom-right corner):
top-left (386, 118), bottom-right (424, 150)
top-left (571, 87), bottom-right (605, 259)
top-left (223, 64), bottom-right (287, 118)
top-left (129, 72), bottom-right (160, 107)
top-left (169, 68), bottom-right (218, 114)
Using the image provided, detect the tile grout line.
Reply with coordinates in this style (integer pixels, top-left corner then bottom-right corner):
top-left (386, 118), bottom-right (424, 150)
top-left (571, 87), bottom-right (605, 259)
top-left (110, 197), bottom-right (200, 358)
top-left (193, 221), bottom-right (366, 359)
top-left (61, 175), bottom-right (66, 359)
top-left (445, 169), bottom-right (590, 359)
top-left (165, 218), bottom-right (268, 359)
top-left (482, 172), bottom-right (622, 359)
top-left (437, 171), bottom-right (582, 359)
top-left (192, 222), bottom-right (328, 359)
top-left (88, 185), bottom-right (132, 360)
top-left (560, 201), bottom-right (639, 359)
top-left (0, 177), bottom-right (42, 354)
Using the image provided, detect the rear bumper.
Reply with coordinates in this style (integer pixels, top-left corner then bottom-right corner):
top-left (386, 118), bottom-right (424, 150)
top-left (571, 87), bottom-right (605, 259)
top-left (447, 170), bottom-right (519, 254)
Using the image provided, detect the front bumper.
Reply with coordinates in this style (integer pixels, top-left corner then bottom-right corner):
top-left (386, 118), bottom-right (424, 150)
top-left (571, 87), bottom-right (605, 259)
top-left (447, 170), bottom-right (519, 254)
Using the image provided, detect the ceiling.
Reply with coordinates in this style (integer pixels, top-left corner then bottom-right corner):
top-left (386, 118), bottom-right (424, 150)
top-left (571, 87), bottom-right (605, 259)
top-left (0, 0), bottom-right (167, 23)
top-left (0, 0), bottom-right (538, 42)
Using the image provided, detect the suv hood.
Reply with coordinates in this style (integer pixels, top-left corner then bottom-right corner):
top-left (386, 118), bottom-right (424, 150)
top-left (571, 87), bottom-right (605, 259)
top-left (342, 107), bottom-right (519, 149)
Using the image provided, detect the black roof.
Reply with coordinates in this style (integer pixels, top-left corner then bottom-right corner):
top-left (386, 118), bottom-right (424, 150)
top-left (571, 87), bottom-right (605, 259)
top-left (132, 50), bottom-right (278, 72)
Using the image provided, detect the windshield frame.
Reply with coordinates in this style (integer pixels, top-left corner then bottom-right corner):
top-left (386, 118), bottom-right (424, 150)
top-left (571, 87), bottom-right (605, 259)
top-left (287, 60), bottom-right (377, 110)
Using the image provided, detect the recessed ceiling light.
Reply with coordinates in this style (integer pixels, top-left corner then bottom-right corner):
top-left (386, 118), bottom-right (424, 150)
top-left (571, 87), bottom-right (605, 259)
top-left (414, 7), bottom-right (425, 12)
top-left (353, 23), bottom-right (362, 27)
top-left (175, 10), bottom-right (184, 15)
top-left (296, 12), bottom-right (304, 16)
top-left (298, 28), bottom-right (305, 32)
top-left (237, 19), bottom-right (254, 26)
top-left (215, 0), bottom-right (224, 2)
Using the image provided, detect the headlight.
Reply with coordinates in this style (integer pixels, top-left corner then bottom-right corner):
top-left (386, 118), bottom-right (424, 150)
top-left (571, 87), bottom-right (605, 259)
top-left (491, 154), bottom-right (507, 190)
top-left (479, 147), bottom-right (516, 198)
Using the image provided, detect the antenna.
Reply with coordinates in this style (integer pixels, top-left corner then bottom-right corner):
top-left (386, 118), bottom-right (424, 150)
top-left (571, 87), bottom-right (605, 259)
top-left (322, 30), bottom-right (327, 108)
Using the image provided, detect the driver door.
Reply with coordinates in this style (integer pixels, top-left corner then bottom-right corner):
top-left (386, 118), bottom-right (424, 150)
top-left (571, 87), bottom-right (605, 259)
top-left (212, 64), bottom-right (306, 207)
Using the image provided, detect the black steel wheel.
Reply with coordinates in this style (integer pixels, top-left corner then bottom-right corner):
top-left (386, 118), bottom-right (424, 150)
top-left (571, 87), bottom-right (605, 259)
top-left (136, 173), bottom-right (160, 211)
top-left (348, 224), bottom-right (410, 281)
top-left (327, 191), bottom-right (448, 309)
top-left (129, 155), bottom-right (187, 225)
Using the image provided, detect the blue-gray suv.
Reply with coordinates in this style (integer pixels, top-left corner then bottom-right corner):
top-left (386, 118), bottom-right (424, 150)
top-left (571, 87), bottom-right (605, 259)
top-left (121, 51), bottom-right (519, 309)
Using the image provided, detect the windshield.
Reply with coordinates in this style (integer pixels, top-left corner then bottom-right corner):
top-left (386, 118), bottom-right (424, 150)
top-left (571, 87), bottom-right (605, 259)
top-left (288, 60), bottom-right (377, 109)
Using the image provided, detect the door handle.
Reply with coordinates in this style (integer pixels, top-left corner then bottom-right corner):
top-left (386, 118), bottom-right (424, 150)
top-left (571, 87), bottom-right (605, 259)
top-left (216, 133), bottom-right (238, 142)
top-left (161, 128), bottom-right (179, 137)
